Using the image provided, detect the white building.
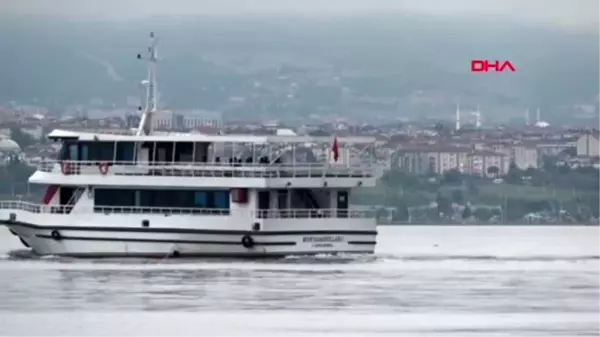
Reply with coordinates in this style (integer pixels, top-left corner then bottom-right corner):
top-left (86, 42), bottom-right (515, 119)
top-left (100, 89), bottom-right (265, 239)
top-left (576, 133), bottom-right (599, 157)
top-left (466, 150), bottom-right (508, 177)
top-left (400, 147), bottom-right (507, 176)
top-left (152, 110), bottom-right (223, 131)
top-left (510, 145), bottom-right (539, 169)
top-left (396, 146), bottom-right (472, 175)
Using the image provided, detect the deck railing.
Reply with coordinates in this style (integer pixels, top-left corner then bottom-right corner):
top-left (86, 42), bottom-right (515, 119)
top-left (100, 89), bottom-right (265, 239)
top-left (256, 209), bottom-right (373, 219)
top-left (37, 160), bottom-right (376, 178)
top-left (0, 201), bottom-right (375, 219)
top-left (0, 201), bottom-right (43, 213)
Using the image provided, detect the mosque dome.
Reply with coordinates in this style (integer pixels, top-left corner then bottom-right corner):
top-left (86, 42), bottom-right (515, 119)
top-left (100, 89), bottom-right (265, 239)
top-left (0, 138), bottom-right (21, 152)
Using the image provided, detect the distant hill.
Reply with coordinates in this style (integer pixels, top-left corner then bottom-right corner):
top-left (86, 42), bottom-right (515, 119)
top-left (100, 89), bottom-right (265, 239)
top-left (0, 15), bottom-right (598, 121)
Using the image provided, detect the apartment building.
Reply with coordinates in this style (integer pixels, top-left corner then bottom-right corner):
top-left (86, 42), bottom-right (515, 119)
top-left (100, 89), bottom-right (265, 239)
top-left (510, 145), bottom-right (539, 169)
top-left (490, 143), bottom-right (539, 170)
top-left (396, 145), bottom-right (508, 176)
top-left (466, 150), bottom-right (508, 177)
top-left (152, 110), bottom-right (223, 131)
top-left (535, 140), bottom-right (576, 157)
top-left (576, 132), bottom-right (600, 157)
top-left (396, 146), bottom-right (471, 175)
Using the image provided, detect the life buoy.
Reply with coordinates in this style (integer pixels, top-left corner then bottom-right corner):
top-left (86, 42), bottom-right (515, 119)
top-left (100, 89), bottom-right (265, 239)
top-left (98, 161), bottom-right (109, 175)
top-left (241, 234), bottom-right (255, 249)
top-left (50, 230), bottom-right (62, 241)
top-left (60, 161), bottom-right (71, 175)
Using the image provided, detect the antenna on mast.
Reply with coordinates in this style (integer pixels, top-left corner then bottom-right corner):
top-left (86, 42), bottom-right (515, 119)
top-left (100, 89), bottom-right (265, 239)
top-left (136, 32), bottom-right (158, 136)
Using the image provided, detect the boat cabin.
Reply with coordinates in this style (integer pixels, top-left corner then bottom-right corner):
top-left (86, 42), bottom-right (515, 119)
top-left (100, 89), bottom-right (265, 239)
top-left (41, 130), bottom-right (374, 219)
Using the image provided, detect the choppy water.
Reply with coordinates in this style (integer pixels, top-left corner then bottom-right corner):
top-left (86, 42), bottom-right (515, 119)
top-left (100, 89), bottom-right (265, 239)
top-left (0, 226), bottom-right (597, 336)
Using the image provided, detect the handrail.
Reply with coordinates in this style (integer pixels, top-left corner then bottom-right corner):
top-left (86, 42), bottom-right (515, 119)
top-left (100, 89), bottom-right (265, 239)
top-left (0, 201), bottom-right (43, 213)
top-left (39, 159), bottom-right (374, 169)
top-left (37, 160), bottom-right (376, 178)
top-left (256, 209), bottom-right (374, 219)
top-left (0, 201), bottom-right (375, 219)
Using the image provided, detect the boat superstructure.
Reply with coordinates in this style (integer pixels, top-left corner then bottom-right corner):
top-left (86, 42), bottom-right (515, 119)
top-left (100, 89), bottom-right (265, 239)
top-left (0, 33), bottom-right (378, 258)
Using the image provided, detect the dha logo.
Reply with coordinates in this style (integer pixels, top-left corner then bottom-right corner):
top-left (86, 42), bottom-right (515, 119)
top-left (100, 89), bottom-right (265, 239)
top-left (471, 60), bottom-right (516, 72)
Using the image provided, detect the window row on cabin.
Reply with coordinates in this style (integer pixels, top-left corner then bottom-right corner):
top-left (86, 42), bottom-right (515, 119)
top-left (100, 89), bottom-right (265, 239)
top-left (94, 189), bottom-right (230, 209)
top-left (60, 142), bottom-right (202, 162)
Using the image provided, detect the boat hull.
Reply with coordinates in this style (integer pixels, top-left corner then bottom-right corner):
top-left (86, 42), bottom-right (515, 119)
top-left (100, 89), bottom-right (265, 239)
top-left (3, 221), bottom-right (376, 258)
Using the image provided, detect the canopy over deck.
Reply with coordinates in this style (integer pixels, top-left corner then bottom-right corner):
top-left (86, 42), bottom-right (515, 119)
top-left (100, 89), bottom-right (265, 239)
top-left (47, 129), bottom-right (376, 145)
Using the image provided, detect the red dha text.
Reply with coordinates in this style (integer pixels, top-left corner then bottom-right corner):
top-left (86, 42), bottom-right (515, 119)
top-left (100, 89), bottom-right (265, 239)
top-left (471, 60), bottom-right (516, 72)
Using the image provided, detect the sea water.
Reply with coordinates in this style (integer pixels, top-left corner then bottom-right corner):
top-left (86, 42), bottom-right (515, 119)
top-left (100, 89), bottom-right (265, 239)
top-left (0, 226), bottom-right (597, 336)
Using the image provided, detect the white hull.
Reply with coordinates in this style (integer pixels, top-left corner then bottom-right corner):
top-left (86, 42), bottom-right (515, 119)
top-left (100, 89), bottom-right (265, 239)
top-left (1, 199), bottom-right (377, 258)
top-left (3, 221), bottom-right (376, 258)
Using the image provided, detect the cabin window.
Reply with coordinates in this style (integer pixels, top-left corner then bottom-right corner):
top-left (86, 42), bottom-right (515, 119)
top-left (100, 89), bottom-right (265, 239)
top-left (96, 142), bottom-right (115, 161)
top-left (213, 191), bottom-right (229, 209)
top-left (337, 191), bottom-right (348, 209)
top-left (194, 191), bottom-right (209, 207)
top-left (154, 142), bottom-right (173, 163)
top-left (96, 188), bottom-right (230, 214)
top-left (68, 143), bottom-right (78, 160)
top-left (257, 191), bottom-right (270, 210)
top-left (142, 142), bottom-right (155, 162)
top-left (151, 190), bottom-right (175, 207)
top-left (193, 142), bottom-right (209, 163)
top-left (156, 147), bottom-right (168, 162)
top-left (80, 144), bottom-right (89, 161)
top-left (277, 190), bottom-right (288, 209)
top-left (80, 141), bottom-right (114, 161)
top-left (95, 189), bottom-right (135, 207)
top-left (58, 142), bottom-right (71, 160)
top-left (140, 142), bottom-right (210, 164)
top-left (174, 142), bottom-right (194, 162)
top-left (116, 142), bottom-right (136, 162)
top-left (59, 141), bottom-right (114, 161)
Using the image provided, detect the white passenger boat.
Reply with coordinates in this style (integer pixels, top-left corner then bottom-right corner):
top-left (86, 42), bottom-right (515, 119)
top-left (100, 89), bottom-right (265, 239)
top-left (0, 33), bottom-right (378, 258)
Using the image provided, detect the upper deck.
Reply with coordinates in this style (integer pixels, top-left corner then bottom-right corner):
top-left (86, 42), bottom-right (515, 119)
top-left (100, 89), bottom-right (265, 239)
top-left (29, 129), bottom-right (379, 188)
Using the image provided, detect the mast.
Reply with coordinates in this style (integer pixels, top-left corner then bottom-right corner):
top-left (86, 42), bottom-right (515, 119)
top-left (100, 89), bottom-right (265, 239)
top-left (136, 32), bottom-right (158, 136)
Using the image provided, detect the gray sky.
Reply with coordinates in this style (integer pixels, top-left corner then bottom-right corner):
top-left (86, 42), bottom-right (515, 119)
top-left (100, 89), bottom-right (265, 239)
top-left (1, 0), bottom-right (598, 29)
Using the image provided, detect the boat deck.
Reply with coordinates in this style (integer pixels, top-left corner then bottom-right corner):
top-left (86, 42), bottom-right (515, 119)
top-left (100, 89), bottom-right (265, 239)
top-left (39, 160), bottom-right (377, 179)
top-left (0, 201), bottom-right (374, 219)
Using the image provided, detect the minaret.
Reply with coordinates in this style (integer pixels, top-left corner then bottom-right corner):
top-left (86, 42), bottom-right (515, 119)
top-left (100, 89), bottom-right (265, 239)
top-left (136, 32), bottom-right (159, 136)
top-left (455, 102), bottom-right (461, 131)
top-left (524, 109), bottom-right (530, 126)
top-left (536, 108), bottom-right (541, 124)
top-left (475, 104), bottom-right (481, 128)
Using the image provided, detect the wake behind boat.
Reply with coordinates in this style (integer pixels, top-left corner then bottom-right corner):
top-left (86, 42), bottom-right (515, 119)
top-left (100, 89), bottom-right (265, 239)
top-left (0, 33), bottom-right (378, 258)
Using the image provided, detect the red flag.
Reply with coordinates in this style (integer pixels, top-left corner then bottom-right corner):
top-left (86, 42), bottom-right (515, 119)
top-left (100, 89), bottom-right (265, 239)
top-left (332, 136), bottom-right (339, 162)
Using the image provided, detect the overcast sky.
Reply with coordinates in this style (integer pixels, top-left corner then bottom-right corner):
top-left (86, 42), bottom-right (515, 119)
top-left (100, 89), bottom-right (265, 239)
top-left (1, 0), bottom-right (598, 29)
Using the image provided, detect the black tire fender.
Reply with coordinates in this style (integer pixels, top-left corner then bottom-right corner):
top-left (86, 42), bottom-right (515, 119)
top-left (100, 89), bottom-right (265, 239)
top-left (50, 230), bottom-right (62, 241)
top-left (241, 234), bottom-right (255, 249)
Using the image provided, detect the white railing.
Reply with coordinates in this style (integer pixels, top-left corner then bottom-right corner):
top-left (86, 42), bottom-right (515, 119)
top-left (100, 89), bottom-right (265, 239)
top-left (256, 209), bottom-right (374, 219)
top-left (0, 201), bottom-right (43, 213)
top-left (37, 160), bottom-right (376, 179)
top-left (92, 205), bottom-right (230, 215)
top-left (0, 201), bottom-right (375, 219)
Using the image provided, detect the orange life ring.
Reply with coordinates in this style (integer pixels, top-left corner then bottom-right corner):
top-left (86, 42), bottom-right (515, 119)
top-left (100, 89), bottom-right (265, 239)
top-left (60, 161), bottom-right (71, 175)
top-left (98, 161), bottom-right (109, 175)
